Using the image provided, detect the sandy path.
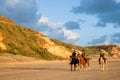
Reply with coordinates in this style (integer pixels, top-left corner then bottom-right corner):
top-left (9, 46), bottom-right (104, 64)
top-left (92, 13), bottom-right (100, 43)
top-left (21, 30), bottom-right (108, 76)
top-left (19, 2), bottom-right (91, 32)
top-left (0, 60), bottom-right (120, 80)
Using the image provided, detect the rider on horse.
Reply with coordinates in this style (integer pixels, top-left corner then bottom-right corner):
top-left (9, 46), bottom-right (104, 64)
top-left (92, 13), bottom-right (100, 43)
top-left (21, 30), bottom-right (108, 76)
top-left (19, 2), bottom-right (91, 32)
top-left (72, 49), bottom-right (77, 57)
top-left (81, 50), bottom-right (87, 62)
top-left (99, 49), bottom-right (107, 64)
top-left (71, 49), bottom-right (78, 60)
top-left (70, 49), bottom-right (79, 64)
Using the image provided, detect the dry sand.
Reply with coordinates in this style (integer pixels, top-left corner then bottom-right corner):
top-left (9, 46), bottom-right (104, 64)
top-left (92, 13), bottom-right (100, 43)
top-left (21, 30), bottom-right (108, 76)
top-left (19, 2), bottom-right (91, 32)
top-left (0, 60), bottom-right (120, 80)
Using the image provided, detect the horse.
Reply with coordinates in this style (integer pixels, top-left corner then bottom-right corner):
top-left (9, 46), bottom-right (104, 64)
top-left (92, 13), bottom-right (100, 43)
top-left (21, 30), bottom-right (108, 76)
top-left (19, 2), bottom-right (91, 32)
top-left (69, 56), bottom-right (79, 71)
top-left (77, 53), bottom-right (90, 71)
top-left (99, 51), bottom-right (108, 71)
top-left (99, 57), bottom-right (106, 71)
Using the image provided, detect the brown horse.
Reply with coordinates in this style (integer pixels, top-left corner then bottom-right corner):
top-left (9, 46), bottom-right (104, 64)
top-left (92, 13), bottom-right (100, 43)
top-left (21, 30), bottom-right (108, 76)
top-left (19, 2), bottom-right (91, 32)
top-left (69, 56), bottom-right (79, 71)
top-left (77, 53), bottom-right (90, 71)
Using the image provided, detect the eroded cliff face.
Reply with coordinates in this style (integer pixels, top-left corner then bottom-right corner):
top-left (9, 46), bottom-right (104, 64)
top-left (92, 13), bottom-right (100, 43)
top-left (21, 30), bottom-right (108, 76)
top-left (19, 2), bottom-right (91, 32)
top-left (0, 16), bottom-right (14, 50)
top-left (0, 33), bottom-right (7, 50)
top-left (35, 33), bottom-right (71, 59)
top-left (108, 47), bottom-right (120, 58)
top-left (88, 44), bottom-right (120, 59)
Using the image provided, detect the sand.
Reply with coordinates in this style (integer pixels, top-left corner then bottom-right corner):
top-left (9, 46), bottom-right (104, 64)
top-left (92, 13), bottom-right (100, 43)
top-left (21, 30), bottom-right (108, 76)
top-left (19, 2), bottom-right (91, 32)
top-left (0, 60), bottom-right (120, 80)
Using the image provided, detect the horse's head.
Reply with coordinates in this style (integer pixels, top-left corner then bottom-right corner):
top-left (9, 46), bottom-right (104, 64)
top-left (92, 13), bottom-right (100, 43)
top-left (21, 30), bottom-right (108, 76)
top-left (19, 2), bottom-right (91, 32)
top-left (77, 52), bottom-right (83, 62)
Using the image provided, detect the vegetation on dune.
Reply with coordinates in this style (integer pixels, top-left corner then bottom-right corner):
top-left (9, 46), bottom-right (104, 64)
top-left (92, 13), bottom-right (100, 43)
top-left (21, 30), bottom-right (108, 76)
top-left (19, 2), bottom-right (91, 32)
top-left (0, 16), bottom-right (63, 60)
top-left (51, 39), bottom-right (100, 56)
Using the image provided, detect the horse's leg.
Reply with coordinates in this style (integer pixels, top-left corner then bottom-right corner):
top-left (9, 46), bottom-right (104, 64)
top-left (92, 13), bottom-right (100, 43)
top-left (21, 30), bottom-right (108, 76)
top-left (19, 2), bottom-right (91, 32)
top-left (99, 64), bottom-right (101, 71)
top-left (100, 60), bottom-right (104, 71)
top-left (81, 64), bottom-right (85, 71)
top-left (99, 64), bottom-right (101, 70)
top-left (83, 64), bottom-right (87, 71)
top-left (76, 63), bottom-right (78, 71)
top-left (100, 62), bottom-right (102, 71)
top-left (101, 63), bottom-right (104, 71)
top-left (80, 64), bottom-right (82, 71)
top-left (81, 64), bottom-right (86, 71)
top-left (102, 59), bottom-right (106, 71)
top-left (71, 64), bottom-right (72, 71)
top-left (86, 63), bottom-right (88, 71)
top-left (104, 60), bottom-right (108, 71)
top-left (77, 63), bottom-right (80, 71)
top-left (74, 64), bottom-right (76, 71)
top-left (99, 58), bottom-right (103, 71)
top-left (87, 61), bottom-right (90, 70)
top-left (83, 65), bottom-right (85, 71)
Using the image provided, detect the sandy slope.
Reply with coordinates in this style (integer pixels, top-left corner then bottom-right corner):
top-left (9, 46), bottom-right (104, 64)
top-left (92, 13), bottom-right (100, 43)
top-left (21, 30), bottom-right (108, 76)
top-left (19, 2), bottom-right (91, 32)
top-left (0, 60), bottom-right (120, 80)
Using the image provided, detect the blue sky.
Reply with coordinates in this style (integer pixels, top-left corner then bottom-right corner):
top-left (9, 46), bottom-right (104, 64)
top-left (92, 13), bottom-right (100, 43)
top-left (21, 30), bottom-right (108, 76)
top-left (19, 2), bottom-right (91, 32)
top-left (0, 0), bottom-right (120, 46)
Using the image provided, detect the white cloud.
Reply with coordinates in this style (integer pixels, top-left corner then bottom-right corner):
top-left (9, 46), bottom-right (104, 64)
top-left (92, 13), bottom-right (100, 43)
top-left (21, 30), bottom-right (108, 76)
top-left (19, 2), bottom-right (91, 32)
top-left (0, 0), bottom-right (40, 27)
top-left (6, 0), bottom-right (20, 7)
top-left (38, 16), bottom-right (63, 28)
top-left (63, 29), bottom-right (80, 40)
top-left (48, 22), bottom-right (62, 28)
top-left (39, 16), bottom-right (48, 24)
top-left (37, 17), bottom-right (80, 41)
top-left (115, 0), bottom-right (120, 3)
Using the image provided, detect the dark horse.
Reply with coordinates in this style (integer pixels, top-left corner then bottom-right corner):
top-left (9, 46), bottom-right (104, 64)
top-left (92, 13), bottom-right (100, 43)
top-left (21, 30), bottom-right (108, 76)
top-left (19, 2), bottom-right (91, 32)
top-left (70, 56), bottom-right (79, 71)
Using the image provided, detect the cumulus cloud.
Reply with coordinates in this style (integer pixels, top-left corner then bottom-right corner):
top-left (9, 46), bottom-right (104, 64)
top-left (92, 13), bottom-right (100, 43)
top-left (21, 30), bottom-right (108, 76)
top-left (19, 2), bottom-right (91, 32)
top-left (37, 16), bottom-right (63, 31)
top-left (39, 16), bottom-right (48, 24)
top-left (115, 0), bottom-right (120, 3)
top-left (38, 16), bottom-right (62, 28)
top-left (47, 28), bottom-right (66, 41)
top-left (110, 32), bottom-right (120, 44)
top-left (71, 0), bottom-right (120, 27)
top-left (0, 0), bottom-right (41, 27)
top-left (37, 16), bottom-right (80, 41)
top-left (64, 21), bottom-right (80, 30)
top-left (88, 35), bottom-right (107, 45)
top-left (47, 28), bottom-right (80, 43)
top-left (63, 29), bottom-right (80, 40)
